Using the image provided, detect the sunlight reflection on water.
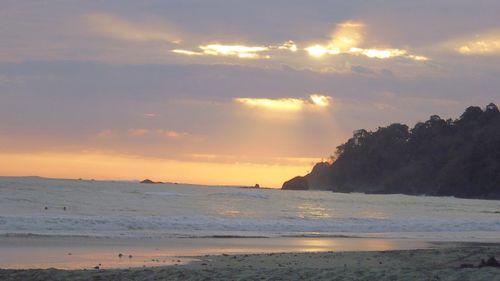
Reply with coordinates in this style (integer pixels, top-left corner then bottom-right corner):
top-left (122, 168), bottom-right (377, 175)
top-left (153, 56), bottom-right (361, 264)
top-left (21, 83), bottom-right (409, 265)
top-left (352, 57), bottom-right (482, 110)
top-left (297, 203), bottom-right (333, 219)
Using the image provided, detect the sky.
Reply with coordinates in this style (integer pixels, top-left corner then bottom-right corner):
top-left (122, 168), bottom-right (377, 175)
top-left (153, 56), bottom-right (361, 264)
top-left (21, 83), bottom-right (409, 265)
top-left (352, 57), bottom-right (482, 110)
top-left (1, 0), bottom-right (499, 187)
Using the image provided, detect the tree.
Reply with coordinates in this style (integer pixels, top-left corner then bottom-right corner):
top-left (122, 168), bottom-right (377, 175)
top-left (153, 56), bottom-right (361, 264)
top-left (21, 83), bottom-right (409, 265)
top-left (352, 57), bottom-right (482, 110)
top-left (282, 103), bottom-right (500, 199)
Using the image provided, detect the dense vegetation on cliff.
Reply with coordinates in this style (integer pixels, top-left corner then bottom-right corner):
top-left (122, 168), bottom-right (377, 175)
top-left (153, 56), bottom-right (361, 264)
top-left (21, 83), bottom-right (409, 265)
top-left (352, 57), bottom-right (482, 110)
top-left (283, 103), bottom-right (500, 199)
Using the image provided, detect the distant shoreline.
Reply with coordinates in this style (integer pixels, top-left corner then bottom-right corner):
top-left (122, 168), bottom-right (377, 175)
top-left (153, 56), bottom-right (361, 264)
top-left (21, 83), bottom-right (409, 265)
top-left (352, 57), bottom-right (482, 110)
top-left (3, 176), bottom-right (500, 201)
top-left (0, 175), bottom-right (278, 189)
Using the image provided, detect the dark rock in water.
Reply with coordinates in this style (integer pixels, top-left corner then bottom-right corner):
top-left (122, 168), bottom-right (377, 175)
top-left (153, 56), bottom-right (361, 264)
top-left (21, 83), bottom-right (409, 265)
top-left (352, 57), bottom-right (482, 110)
top-left (478, 256), bottom-right (500, 268)
top-left (140, 179), bottom-right (155, 184)
top-left (140, 179), bottom-right (164, 184)
top-left (460, 263), bottom-right (474, 268)
top-left (282, 176), bottom-right (309, 190)
top-left (240, 184), bottom-right (264, 189)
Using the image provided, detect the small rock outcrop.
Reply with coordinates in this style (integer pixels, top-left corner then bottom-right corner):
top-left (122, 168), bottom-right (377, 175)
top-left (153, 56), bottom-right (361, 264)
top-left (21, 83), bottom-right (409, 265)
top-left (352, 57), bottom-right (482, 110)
top-left (478, 256), bottom-right (500, 268)
top-left (140, 179), bottom-right (164, 184)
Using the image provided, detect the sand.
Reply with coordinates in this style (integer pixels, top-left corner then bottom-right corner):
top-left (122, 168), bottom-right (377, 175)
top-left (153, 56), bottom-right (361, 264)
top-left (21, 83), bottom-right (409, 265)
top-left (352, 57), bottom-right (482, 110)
top-left (1, 243), bottom-right (499, 281)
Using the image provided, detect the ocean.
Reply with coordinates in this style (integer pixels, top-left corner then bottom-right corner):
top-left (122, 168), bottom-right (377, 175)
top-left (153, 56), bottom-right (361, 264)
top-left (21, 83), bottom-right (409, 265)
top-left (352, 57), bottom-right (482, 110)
top-left (0, 177), bottom-right (499, 241)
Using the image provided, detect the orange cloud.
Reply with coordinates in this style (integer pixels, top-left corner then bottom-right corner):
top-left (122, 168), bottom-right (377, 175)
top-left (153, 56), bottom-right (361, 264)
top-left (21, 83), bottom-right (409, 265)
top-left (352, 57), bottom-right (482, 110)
top-left (456, 34), bottom-right (500, 55)
top-left (155, 129), bottom-right (186, 138)
top-left (127, 128), bottom-right (187, 138)
top-left (128, 128), bottom-right (150, 136)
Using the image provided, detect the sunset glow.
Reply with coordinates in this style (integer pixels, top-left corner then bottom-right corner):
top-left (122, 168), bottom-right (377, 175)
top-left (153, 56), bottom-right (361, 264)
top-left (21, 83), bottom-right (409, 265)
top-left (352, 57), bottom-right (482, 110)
top-left (328, 21), bottom-right (365, 51)
top-left (457, 37), bottom-right (500, 55)
top-left (1, 2), bottom-right (499, 278)
top-left (172, 49), bottom-right (203, 56)
top-left (199, 44), bottom-right (269, 58)
top-left (305, 45), bottom-right (340, 57)
top-left (309, 95), bottom-right (332, 107)
top-left (277, 40), bottom-right (298, 52)
top-left (235, 95), bottom-right (332, 111)
top-left (1, 1), bottom-right (497, 187)
top-left (235, 97), bottom-right (305, 111)
top-left (303, 21), bottom-right (428, 61)
top-left (0, 152), bottom-right (310, 187)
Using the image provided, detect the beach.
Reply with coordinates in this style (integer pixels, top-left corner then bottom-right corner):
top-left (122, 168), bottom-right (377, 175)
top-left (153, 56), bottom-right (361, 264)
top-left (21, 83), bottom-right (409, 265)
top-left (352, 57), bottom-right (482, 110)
top-left (1, 242), bottom-right (499, 281)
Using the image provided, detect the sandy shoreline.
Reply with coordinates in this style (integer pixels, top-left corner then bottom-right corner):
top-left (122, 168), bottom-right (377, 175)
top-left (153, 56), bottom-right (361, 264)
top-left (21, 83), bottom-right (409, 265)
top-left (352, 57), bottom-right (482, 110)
top-left (1, 243), bottom-right (499, 280)
top-left (0, 235), bottom-right (434, 269)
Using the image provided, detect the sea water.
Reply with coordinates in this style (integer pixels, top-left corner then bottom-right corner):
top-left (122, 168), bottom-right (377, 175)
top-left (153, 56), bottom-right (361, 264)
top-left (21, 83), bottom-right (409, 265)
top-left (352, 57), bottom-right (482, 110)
top-left (0, 177), bottom-right (499, 241)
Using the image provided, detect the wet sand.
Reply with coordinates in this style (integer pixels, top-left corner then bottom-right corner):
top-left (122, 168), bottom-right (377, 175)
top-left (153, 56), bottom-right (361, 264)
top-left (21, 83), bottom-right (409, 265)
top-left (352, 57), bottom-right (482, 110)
top-left (1, 243), bottom-right (499, 281)
top-left (0, 235), bottom-right (431, 269)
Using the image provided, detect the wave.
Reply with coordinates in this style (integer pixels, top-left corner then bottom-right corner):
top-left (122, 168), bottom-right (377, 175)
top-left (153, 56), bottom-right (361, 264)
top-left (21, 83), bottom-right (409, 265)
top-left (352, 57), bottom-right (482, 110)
top-left (208, 191), bottom-right (270, 199)
top-left (0, 214), bottom-right (499, 239)
top-left (1, 177), bottom-right (499, 241)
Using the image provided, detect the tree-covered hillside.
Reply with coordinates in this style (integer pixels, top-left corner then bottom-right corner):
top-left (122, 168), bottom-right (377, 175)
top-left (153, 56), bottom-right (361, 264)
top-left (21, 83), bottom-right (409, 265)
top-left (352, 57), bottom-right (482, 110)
top-left (283, 103), bottom-right (500, 199)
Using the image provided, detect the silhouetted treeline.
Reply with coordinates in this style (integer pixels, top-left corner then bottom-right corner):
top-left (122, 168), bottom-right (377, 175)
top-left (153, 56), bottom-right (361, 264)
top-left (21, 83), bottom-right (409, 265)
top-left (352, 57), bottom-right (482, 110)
top-left (283, 103), bottom-right (500, 199)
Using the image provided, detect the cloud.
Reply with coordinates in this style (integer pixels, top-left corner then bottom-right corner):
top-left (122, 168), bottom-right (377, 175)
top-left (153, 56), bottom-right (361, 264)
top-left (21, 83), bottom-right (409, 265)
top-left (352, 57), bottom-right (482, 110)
top-left (128, 128), bottom-right (187, 138)
top-left (235, 95), bottom-right (332, 112)
top-left (200, 44), bottom-right (269, 59)
top-left (329, 21), bottom-right (365, 51)
top-left (173, 44), bottom-right (270, 59)
top-left (155, 129), bottom-right (186, 138)
top-left (304, 21), bottom-right (428, 61)
top-left (235, 97), bottom-right (303, 111)
top-left (456, 33), bottom-right (500, 55)
top-left (172, 49), bottom-right (203, 56)
top-left (172, 40), bottom-right (298, 59)
top-left (128, 128), bottom-right (149, 136)
top-left (309, 94), bottom-right (332, 107)
top-left (96, 129), bottom-right (114, 138)
top-left (85, 12), bottom-right (181, 44)
top-left (350, 65), bottom-right (375, 75)
top-left (168, 20), bottom-right (428, 64)
top-left (277, 40), bottom-right (298, 52)
top-left (142, 113), bottom-right (159, 117)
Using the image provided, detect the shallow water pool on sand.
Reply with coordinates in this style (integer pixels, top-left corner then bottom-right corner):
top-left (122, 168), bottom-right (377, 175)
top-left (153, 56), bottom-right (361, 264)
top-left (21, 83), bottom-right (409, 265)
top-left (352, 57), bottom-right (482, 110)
top-left (0, 236), bottom-right (433, 269)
